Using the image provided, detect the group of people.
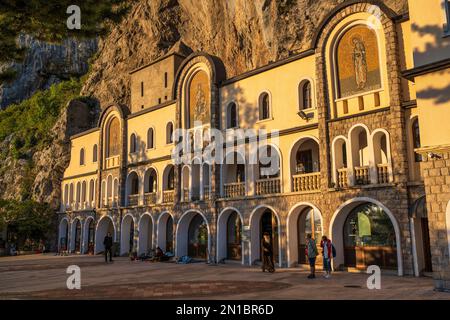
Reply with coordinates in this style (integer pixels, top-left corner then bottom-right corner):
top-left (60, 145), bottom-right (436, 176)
top-left (261, 232), bottom-right (335, 279)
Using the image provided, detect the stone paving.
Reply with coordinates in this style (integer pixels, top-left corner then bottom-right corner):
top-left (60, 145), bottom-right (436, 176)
top-left (0, 254), bottom-right (449, 300)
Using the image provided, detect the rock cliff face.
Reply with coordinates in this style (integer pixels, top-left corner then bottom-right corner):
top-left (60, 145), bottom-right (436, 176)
top-left (0, 0), bottom-right (408, 208)
top-left (81, 0), bottom-right (408, 108)
top-left (0, 35), bottom-right (97, 109)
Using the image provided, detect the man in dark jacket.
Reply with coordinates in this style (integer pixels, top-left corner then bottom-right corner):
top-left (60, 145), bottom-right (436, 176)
top-left (103, 232), bottom-right (113, 263)
top-left (261, 232), bottom-right (275, 273)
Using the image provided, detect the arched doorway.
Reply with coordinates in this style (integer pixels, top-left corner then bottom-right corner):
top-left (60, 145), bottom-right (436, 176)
top-left (83, 218), bottom-right (95, 254)
top-left (138, 214), bottom-right (153, 255)
top-left (157, 212), bottom-right (174, 253)
top-left (410, 196), bottom-right (432, 275)
top-left (120, 215), bottom-right (135, 256)
top-left (188, 215), bottom-right (208, 259)
top-left (176, 211), bottom-right (210, 260)
top-left (250, 206), bottom-right (280, 266)
top-left (59, 218), bottom-right (69, 252)
top-left (217, 208), bottom-right (243, 263)
top-left (71, 219), bottom-right (81, 253)
top-left (343, 203), bottom-right (397, 270)
top-left (95, 216), bottom-right (115, 254)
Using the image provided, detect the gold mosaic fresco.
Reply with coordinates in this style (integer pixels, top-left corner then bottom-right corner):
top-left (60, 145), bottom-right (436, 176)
top-left (189, 70), bottom-right (210, 127)
top-left (337, 25), bottom-right (381, 98)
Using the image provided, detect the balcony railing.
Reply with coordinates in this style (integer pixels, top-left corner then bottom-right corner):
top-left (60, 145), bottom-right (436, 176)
top-left (377, 163), bottom-right (389, 184)
top-left (337, 168), bottom-right (348, 188)
top-left (292, 172), bottom-right (320, 192)
top-left (163, 190), bottom-right (174, 203)
top-left (144, 192), bottom-right (157, 205)
top-left (256, 178), bottom-right (281, 195)
top-left (203, 186), bottom-right (210, 201)
top-left (354, 166), bottom-right (370, 185)
top-left (105, 155), bottom-right (120, 169)
top-left (224, 182), bottom-right (245, 198)
top-left (182, 188), bottom-right (189, 202)
top-left (128, 194), bottom-right (139, 206)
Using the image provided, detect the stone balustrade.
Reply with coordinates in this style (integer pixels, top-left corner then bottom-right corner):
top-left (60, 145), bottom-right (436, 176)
top-left (354, 166), bottom-right (370, 185)
top-left (256, 178), bottom-right (281, 195)
top-left (292, 172), bottom-right (320, 192)
top-left (224, 182), bottom-right (246, 198)
top-left (128, 194), bottom-right (139, 206)
top-left (377, 163), bottom-right (389, 184)
top-left (337, 168), bottom-right (348, 188)
top-left (144, 192), bottom-right (157, 205)
top-left (163, 190), bottom-right (174, 203)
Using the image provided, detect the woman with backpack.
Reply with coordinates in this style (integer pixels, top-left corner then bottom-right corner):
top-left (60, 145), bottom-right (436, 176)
top-left (320, 235), bottom-right (335, 278)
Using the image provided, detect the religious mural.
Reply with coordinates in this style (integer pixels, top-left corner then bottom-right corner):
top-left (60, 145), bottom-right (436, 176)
top-left (189, 70), bottom-right (210, 127)
top-left (107, 117), bottom-right (120, 157)
top-left (337, 25), bottom-right (381, 98)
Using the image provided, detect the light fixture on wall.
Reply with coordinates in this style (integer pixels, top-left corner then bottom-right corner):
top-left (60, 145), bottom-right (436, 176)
top-left (427, 152), bottom-right (442, 160)
top-left (297, 110), bottom-right (309, 121)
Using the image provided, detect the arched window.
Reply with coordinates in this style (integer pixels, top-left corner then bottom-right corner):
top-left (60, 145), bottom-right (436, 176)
top-left (80, 148), bottom-right (85, 166)
top-left (130, 134), bottom-right (137, 153)
top-left (166, 122), bottom-right (174, 144)
top-left (147, 128), bottom-right (154, 149)
top-left (167, 166), bottom-right (175, 190)
top-left (227, 102), bottom-right (238, 129)
top-left (259, 92), bottom-right (270, 120)
top-left (89, 179), bottom-right (95, 203)
top-left (92, 144), bottom-right (98, 163)
top-left (412, 118), bottom-right (422, 162)
top-left (299, 81), bottom-right (312, 110)
top-left (107, 117), bottom-right (120, 158)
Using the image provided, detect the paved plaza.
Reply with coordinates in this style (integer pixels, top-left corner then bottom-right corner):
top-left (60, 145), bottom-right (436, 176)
top-left (0, 254), bottom-right (449, 300)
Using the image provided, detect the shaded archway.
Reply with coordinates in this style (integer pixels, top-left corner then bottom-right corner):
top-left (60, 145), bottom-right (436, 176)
top-left (330, 198), bottom-right (402, 275)
top-left (95, 216), bottom-right (115, 254)
top-left (58, 218), bottom-right (69, 252)
top-left (217, 207), bottom-right (243, 263)
top-left (287, 203), bottom-right (323, 267)
top-left (157, 212), bottom-right (174, 253)
top-left (249, 206), bottom-right (281, 267)
top-left (120, 214), bottom-right (135, 255)
top-left (409, 196), bottom-right (432, 276)
top-left (176, 210), bottom-right (210, 260)
top-left (82, 217), bottom-right (95, 254)
top-left (70, 219), bottom-right (82, 253)
top-left (138, 213), bottom-right (153, 255)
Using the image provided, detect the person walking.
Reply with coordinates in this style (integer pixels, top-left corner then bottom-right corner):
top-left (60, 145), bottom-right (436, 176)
top-left (321, 235), bottom-right (333, 278)
top-left (103, 232), bottom-right (113, 263)
top-left (305, 233), bottom-right (318, 279)
top-left (261, 232), bottom-right (275, 273)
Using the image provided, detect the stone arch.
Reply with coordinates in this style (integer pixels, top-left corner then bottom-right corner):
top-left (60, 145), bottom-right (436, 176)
top-left (331, 135), bottom-right (350, 186)
top-left (249, 205), bottom-right (282, 267)
top-left (120, 214), bottom-right (136, 256)
top-left (329, 197), bottom-right (403, 276)
top-left (58, 217), bottom-right (69, 251)
top-left (138, 213), bottom-right (154, 255)
top-left (286, 202), bottom-right (323, 267)
top-left (95, 215), bottom-right (116, 254)
top-left (217, 207), bottom-right (244, 264)
top-left (288, 136), bottom-right (320, 192)
top-left (70, 218), bottom-right (82, 253)
top-left (144, 167), bottom-right (158, 194)
top-left (175, 209), bottom-right (211, 260)
top-left (82, 216), bottom-right (95, 254)
top-left (157, 211), bottom-right (174, 252)
top-left (258, 90), bottom-right (272, 120)
top-left (371, 128), bottom-right (392, 183)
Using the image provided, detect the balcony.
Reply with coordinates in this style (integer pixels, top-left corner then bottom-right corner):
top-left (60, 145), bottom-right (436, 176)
top-left (336, 168), bottom-right (348, 188)
top-left (292, 172), bottom-right (320, 192)
top-left (224, 182), bottom-right (245, 198)
top-left (163, 190), bottom-right (174, 203)
top-left (377, 163), bottom-right (389, 184)
top-left (128, 194), bottom-right (139, 206)
top-left (105, 155), bottom-right (120, 169)
top-left (256, 178), bottom-right (281, 195)
top-left (354, 166), bottom-right (370, 185)
top-left (203, 186), bottom-right (210, 201)
top-left (144, 192), bottom-right (157, 205)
